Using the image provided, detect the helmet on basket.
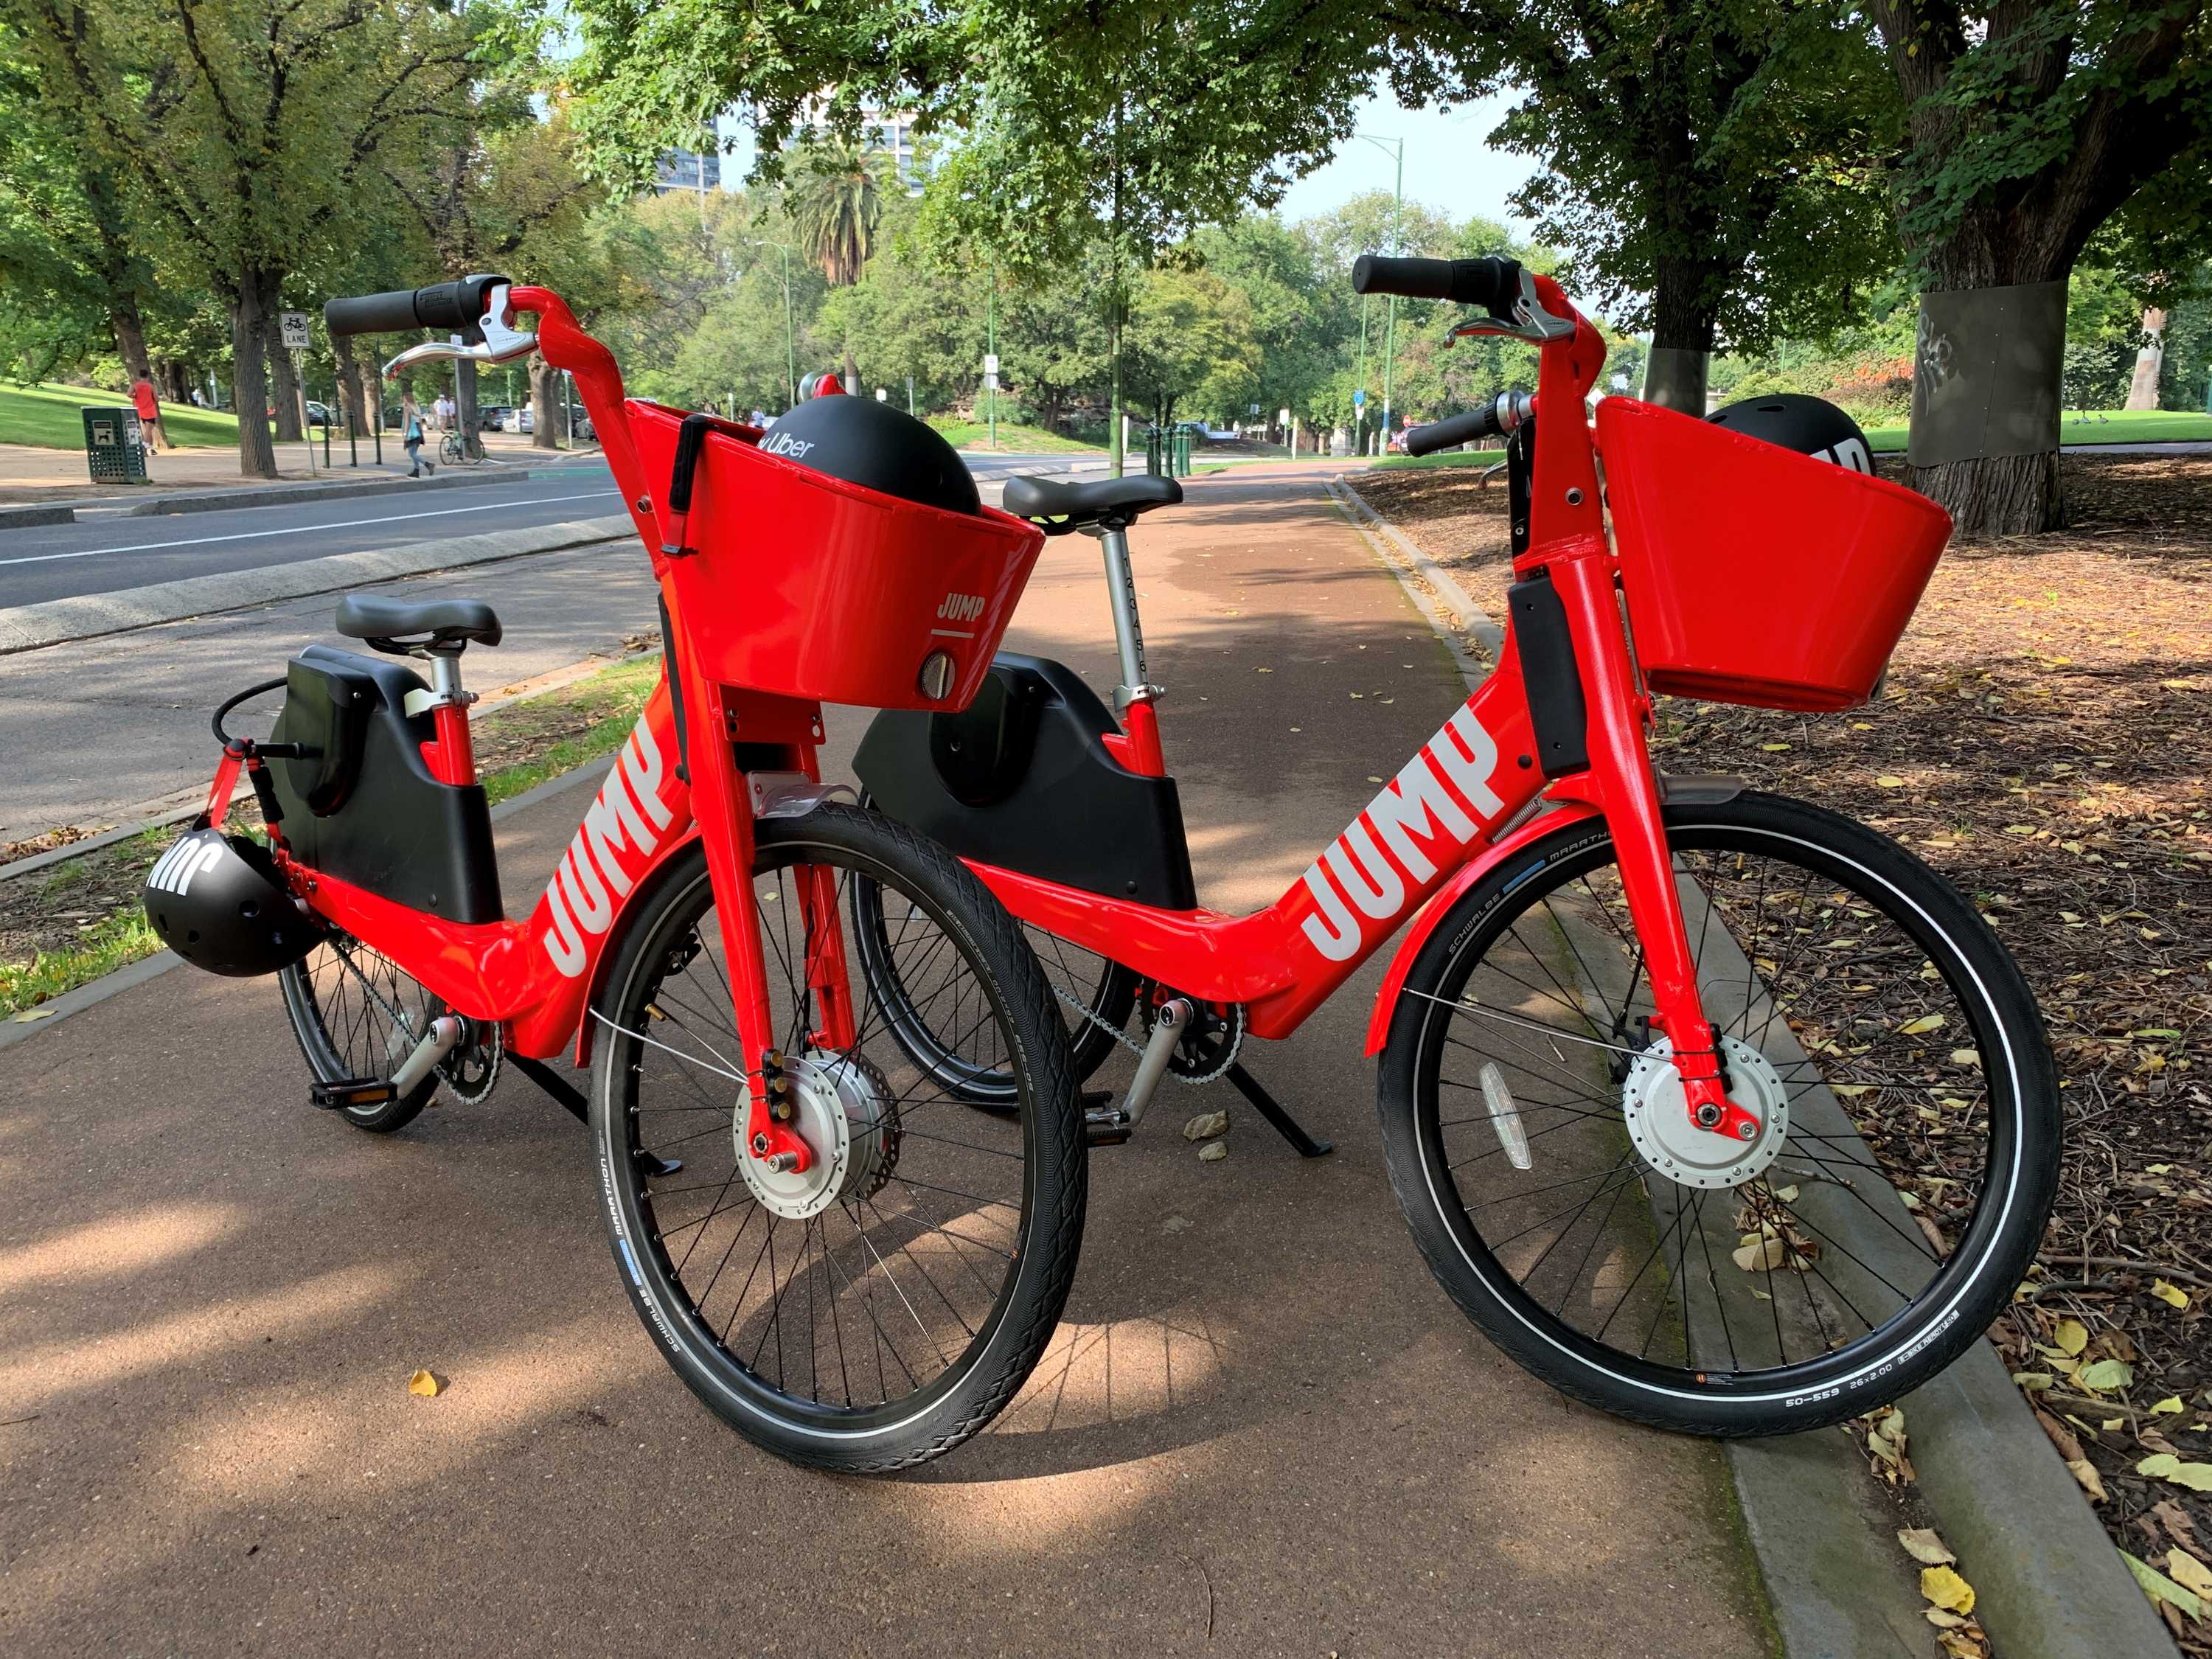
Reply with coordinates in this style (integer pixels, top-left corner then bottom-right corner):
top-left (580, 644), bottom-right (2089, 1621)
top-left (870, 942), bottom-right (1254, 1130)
top-left (141, 827), bottom-right (322, 977)
top-left (759, 394), bottom-right (981, 516)
top-left (1705, 394), bottom-right (1873, 474)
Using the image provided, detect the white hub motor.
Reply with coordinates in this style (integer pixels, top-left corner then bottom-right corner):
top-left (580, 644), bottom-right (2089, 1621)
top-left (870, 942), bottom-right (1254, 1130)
top-left (736, 1053), bottom-right (900, 1220)
top-left (1621, 1034), bottom-right (1790, 1191)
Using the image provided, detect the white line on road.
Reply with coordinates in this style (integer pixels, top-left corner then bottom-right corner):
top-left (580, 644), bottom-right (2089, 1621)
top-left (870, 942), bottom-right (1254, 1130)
top-left (0, 489), bottom-right (623, 569)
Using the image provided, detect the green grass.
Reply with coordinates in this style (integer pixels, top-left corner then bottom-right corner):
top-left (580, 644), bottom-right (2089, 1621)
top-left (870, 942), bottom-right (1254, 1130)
top-left (0, 909), bottom-right (163, 1020)
top-left (0, 380), bottom-right (244, 449)
top-left (1863, 408), bottom-right (2212, 451)
top-left (925, 417), bottom-right (1104, 454)
top-left (1370, 448), bottom-right (1509, 471)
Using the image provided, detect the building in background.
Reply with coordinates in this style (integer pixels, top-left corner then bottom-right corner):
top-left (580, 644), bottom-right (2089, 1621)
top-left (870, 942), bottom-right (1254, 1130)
top-left (798, 97), bottom-right (927, 192)
top-left (655, 141), bottom-right (723, 201)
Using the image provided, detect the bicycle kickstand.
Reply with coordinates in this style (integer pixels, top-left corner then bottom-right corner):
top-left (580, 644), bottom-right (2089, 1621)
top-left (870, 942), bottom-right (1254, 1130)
top-left (1222, 1063), bottom-right (1333, 1158)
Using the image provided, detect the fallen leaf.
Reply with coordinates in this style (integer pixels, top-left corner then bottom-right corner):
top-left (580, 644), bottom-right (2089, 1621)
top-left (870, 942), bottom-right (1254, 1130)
top-left (1733, 1235), bottom-right (1792, 1272)
top-left (1923, 1608), bottom-right (1967, 1630)
top-left (2052, 1318), bottom-right (2090, 1357)
top-left (1938, 1633), bottom-right (1981, 1659)
top-left (1877, 775), bottom-right (1906, 787)
top-left (2076, 1357), bottom-right (2133, 1392)
top-left (1898, 1528), bottom-right (1955, 1565)
top-left (1920, 1565), bottom-right (1976, 1614)
top-left (2013, 1371), bottom-right (2056, 1393)
top-left (407, 1368), bottom-right (440, 1397)
top-left (2068, 1458), bottom-right (2110, 1502)
top-left (2152, 1279), bottom-right (2191, 1310)
top-left (1760, 742), bottom-right (1791, 752)
top-left (1899, 1014), bottom-right (1947, 1035)
top-left (2138, 1454), bottom-right (2212, 1492)
top-left (2170, 1548), bottom-right (2212, 1600)
top-left (2124, 1552), bottom-right (2205, 1622)
top-left (7, 1008), bottom-right (55, 1023)
top-left (2154, 1397), bottom-right (2186, 1416)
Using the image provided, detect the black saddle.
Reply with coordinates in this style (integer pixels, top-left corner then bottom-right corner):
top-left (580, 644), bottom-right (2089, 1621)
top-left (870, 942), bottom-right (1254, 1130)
top-left (1002, 472), bottom-right (1183, 534)
top-left (335, 594), bottom-right (503, 653)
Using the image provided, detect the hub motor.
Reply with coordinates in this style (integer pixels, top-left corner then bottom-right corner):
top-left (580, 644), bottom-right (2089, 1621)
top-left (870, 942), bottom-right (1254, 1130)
top-left (736, 1052), bottom-right (900, 1220)
top-left (1621, 1034), bottom-right (1790, 1190)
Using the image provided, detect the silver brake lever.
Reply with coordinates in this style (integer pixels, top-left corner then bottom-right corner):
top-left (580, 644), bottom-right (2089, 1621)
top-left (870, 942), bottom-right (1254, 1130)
top-left (381, 283), bottom-right (539, 378)
top-left (1446, 267), bottom-right (1578, 346)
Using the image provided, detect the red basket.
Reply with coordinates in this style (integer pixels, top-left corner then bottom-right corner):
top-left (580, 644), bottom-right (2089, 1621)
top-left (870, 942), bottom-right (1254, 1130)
top-left (1596, 398), bottom-right (1951, 712)
top-left (627, 401), bottom-right (1045, 711)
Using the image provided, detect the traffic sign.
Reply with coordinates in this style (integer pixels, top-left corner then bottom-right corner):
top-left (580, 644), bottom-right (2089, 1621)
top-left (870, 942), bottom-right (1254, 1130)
top-left (1249, 403), bottom-right (1261, 415)
top-left (983, 352), bottom-right (1000, 375)
top-left (1278, 408), bottom-right (1291, 425)
top-left (279, 310), bottom-right (310, 350)
top-left (1353, 389), bottom-right (1366, 408)
top-left (982, 372), bottom-right (1000, 392)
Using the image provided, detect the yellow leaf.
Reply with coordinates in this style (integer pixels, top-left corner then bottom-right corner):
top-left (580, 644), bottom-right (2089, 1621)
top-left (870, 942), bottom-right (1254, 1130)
top-left (1877, 775), bottom-right (1906, 787)
top-left (1950, 1048), bottom-right (1981, 1067)
top-left (1832, 1083), bottom-right (1874, 1097)
top-left (407, 1368), bottom-right (440, 1397)
top-left (1898, 1527), bottom-right (1955, 1565)
top-left (1899, 1014), bottom-right (1947, 1035)
top-left (1761, 742), bottom-right (1792, 752)
top-left (2076, 1357), bottom-right (2133, 1392)
top-left (2067, 1458), bottom-right (2109, 1502)
top-left (2124, 1551), bottom-right (2206, 1621)
top-left (1938, 1633), bottom-right (1980, 1659)
top-left (2171, 1548), bottom-right (2212, 1600)
top-left (1924, 1608), bottom-right (1967, 1630)
top-left (2153, 1397), bottom-right (2185, 1416)
top-left (2052, 1318), bottom-right (2089, 1356)
top-left (2139, 1456), bottom-right (2212, 1492)
top-left (1920, 1565), bottom-right (1976, 1614)
top-left (1734, 1236), bottom-right (1791, 1272)
top-left (2152, 1279), bottom-right (2191, 1310)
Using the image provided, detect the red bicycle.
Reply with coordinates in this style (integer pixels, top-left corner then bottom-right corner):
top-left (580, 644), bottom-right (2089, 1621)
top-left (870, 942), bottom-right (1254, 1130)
top-left (146, 275), bottom-right (1093, 1470)
top-left (855, 254), bottom-right (2061, 1436)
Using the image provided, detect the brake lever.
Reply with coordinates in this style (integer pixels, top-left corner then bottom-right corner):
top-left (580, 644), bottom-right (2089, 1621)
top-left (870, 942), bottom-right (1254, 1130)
top-left (1441, 268), bottom-right (1577, 347)
top-left (380, 282), bottom-right (539, 378)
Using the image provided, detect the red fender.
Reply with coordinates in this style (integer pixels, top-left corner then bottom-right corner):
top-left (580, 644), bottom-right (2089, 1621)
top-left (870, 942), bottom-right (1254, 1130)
top-left (1362, 800), bottom-right (1603, 1055)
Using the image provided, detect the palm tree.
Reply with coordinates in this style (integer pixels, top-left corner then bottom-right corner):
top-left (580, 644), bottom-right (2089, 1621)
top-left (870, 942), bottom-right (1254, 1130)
top-left (787, 136), bottom-right (886, 389)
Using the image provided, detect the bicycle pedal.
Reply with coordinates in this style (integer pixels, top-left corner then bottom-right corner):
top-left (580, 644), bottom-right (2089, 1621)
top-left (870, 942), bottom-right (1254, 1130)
top-left (1082, 1092), bottom-right (1131, 1147)
top-left (310, 1077), bottom-right (397, 1111)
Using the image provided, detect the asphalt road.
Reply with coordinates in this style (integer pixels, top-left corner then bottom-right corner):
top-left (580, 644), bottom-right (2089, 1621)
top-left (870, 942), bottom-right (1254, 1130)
top-left (0, 452), bottom-right (1096, 610)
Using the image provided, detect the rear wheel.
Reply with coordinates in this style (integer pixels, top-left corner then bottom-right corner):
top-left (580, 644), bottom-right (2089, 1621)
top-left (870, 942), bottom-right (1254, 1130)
top-left (591, 807), bottom-right (1087, 1471)
top-left (1377, 793), bottom-right (2059, 1436)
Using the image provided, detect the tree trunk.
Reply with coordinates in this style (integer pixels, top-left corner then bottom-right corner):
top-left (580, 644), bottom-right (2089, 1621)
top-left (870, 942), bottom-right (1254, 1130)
top-left (111, 302), bottom-right (152, 387)
top-left (229, 272), bottom-right (278, 479)
top-left (1642, 255), bottom-right (1722, 413)
top-left (1107, 298), bottom-right (1124, 479)
top-left (455, 361), bottom-right (481, 459)
top-left (333, 334), bottom-right (366, 439)
top-left (842, 347), bottom-right (859, 397)
top-left (155, 359), bottom-right (189, 403)
top-left (2125, 308), bottom-right (2167, 411)
top-left (529, 355), bottom-right (562, 450)
top-left (268, 324), bottom-right (305, 443)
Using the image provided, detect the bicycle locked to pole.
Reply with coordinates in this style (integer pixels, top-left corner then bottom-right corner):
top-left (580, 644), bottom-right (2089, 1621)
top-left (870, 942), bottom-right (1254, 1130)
top-left (141, 257), bottom-right (2061, 1465)
top-left (855, 253), bottom-right (2062, 1436)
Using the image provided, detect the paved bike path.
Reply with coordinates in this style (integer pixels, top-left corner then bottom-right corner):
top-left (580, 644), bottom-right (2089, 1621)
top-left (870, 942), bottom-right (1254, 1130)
top-left (0, 469), bottom-right (1770, 1655)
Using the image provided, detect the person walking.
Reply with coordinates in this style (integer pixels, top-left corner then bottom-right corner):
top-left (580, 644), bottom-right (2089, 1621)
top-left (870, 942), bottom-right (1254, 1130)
top-left (402, 389), bottom-right (434, 478)
top-left (130, 375), bottom-right (165, 466)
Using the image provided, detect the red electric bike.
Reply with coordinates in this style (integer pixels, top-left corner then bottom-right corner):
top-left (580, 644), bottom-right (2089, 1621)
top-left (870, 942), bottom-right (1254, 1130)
top-left (855, 254), bottom-right (2061, 1436)
top-left (150, 274), bottom-right (1093, 1471)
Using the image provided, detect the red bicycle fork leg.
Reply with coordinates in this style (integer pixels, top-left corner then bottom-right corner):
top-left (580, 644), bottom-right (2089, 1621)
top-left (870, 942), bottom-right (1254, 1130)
top-left (799, 864), bottom-right (858, 1051)
top-left (1548, 552), bottom-right (1758, 1142)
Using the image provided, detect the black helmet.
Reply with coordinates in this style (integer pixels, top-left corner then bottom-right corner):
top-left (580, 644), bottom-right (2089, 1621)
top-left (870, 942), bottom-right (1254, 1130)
top-left (1707, 393), bottom-right (1873, 473)
top-left (757, 392), bottom-right (980, 516)
top-left (142, 828), bottom-right (322, 977)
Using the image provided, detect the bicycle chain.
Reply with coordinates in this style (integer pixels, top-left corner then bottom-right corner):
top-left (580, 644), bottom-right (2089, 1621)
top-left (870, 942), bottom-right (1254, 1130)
top-left (1051, 984), bottom-right (1242, 1085)
top-left (328, 934), bottom-right (497, 1100)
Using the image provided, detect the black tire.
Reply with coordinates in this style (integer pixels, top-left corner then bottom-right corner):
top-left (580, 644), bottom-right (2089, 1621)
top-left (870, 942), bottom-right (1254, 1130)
top-left (1377, 792), bottom-right (2059, 1437)
top-left (279, 934), bottom-right (438, 1133)
top-left (591, 807), bottom-right (1086, 1472)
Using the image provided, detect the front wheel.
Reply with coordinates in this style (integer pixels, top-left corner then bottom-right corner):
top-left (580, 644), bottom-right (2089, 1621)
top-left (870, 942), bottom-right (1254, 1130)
top-left (1377, 792), bottom-right (2058, 1437)
top-left (591, 807), bottom-right (1087, 1472)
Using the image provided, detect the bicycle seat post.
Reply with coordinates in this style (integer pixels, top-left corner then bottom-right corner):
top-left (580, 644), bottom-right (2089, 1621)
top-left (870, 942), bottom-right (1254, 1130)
top-left (1085, 521), bottom-right (1158, 713)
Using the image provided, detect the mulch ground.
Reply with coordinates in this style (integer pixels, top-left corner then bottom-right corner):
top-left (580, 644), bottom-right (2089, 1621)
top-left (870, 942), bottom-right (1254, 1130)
top-left (1356, 452), bottom-right (2212, 1644)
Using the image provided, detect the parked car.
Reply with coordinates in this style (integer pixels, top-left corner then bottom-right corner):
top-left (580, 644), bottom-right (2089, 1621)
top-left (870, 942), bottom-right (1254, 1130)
top-left (476, 405), bottom-right (513, 433)
top-left (504, 407), bottom-right (534, 434)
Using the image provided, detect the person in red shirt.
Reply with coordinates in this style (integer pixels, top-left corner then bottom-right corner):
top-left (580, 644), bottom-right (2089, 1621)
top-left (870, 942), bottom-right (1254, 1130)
top-left (130, 376), bottom-right (164, 461)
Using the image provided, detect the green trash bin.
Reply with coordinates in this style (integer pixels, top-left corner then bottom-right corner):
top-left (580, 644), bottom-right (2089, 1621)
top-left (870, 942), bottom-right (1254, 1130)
top-left (83, 406), bottom-right (147, 484)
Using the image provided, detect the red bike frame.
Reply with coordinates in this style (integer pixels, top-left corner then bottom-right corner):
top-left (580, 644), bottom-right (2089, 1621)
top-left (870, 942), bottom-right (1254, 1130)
top-left (965, 274), bottom-right (1753, 1136)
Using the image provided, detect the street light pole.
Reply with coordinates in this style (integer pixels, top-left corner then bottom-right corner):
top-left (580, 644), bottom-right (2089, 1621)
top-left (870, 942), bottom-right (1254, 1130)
top-left (745, 238), bottom-right (798, 408)
top-left (1350, 131), bottom-right (1406, 456)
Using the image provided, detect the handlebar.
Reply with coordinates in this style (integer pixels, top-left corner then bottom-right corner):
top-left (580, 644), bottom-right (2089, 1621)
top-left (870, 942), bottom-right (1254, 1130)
top-left (324, 274), bottom-right (509, 337)
top-left (1402, 393), bottom-right (1535, 458)
top-left (1352, 254), bottom-right (1521, 313)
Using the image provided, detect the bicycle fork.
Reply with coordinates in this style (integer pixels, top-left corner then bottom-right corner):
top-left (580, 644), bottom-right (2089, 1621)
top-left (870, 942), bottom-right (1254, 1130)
top-left (1541, 546), bottom-right (1760, 1144)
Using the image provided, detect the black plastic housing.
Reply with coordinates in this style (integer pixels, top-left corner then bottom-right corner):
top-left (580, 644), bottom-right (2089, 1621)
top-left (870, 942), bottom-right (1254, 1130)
top-left (1506, 574), bottom-right (1591, 779)
top-left (269, 645), bottom-right (502, 923)
top-left (855, 653), bottom-right (1197, 909)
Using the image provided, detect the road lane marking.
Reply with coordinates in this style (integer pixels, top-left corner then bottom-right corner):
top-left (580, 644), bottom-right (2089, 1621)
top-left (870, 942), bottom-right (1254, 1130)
top-left (0, 490), bottom-right (623, 568)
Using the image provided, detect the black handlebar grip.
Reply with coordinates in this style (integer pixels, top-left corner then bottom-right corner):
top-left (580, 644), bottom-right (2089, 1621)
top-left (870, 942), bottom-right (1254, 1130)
top-left (323, 274), bottom-right (508, 337)
top-left (1405, 407), bottom-right (1504, 458)
top-left (1351, 254), bottom-right (1522, 313)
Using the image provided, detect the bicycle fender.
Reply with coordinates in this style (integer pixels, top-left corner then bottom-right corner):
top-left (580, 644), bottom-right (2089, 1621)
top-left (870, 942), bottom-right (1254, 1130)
top-left (1363, 801), bottom-right (1603, 1055)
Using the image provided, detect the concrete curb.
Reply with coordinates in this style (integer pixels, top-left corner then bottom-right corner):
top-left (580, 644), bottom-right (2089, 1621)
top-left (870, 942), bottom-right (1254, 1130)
top-left (1337, 473), bottom-right (2177, 1659)
top-left (0, 752), bottom-right (612, 1053)
top-left (0, 504), bottom-right (77, 529)
top-left (0, 513), bottom-right (632, 656)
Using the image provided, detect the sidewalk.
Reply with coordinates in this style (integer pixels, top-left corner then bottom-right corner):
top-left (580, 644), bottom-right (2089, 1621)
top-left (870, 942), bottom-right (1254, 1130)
top-left (0, 470), bottom-right (1774, 1655)
top-left (0, 429), bottom-right (584, 506)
